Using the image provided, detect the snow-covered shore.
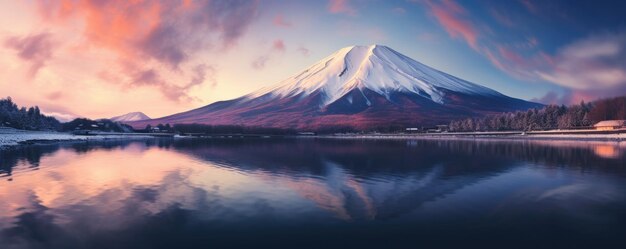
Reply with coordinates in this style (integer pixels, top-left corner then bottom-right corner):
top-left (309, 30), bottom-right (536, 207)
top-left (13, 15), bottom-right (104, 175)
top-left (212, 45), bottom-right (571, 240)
top-left (3, 126), bottom-right (626, 151)
top-left (0, 128), bottom-right (153, 150)
top-left (320, 132), bottom-right (626, 142)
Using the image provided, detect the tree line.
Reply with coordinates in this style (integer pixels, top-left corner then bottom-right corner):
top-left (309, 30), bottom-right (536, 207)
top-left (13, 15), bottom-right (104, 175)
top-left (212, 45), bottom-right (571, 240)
top-left (0, 97), bottom-right (60, 130)
top-left (170, 123), bottom-right (297, 135)
top-left (3, 95), bottom-right (626, 133)
top-left (61, 118), bottom-right (134, 132)
top-left (449, 96), bottom-right (626, 132)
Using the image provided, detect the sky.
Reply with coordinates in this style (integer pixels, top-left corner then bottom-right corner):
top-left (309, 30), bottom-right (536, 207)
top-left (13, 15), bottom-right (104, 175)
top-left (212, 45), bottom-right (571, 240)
top-left (1, 0), bottom-right (626, 121)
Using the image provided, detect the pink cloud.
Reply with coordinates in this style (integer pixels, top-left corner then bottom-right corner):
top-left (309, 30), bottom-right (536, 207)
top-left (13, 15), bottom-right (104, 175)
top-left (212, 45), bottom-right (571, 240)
top-left (420, 0), bottom-right (626, 102)
top-left (420, 1), bottom-right (550, 83)
top-left (536, 32), bottom-right (626, 92)
top-left (46, 91), bottom-right (63, 101)
top-left (33, 0), bottom-right (258, 102)
top-left (530, 91), bottom-right (563, 105)
top-left (421, 0), bottom-right (551, 78)
top-left (273, 15), bottom-right (292, 28)
top-left (45, 111), bottom-right (77, 122)
top-left (424, 0), bottom-right (479, 50)
top-left (251, 55), bottom-right (269, 70)
top-left (483, 50), bottom-right (508, 72)
top-left (531, 89), bottom-right (624, 105)
top-left (273, 39), bottom-right (286, 52)
top-left (4, 32), bottom-right (55, 76)
top-left (251, 39), bottom-right (288, 70)
top-left (328, 0), bottom-right (356, 16)
top-left (530, 90), bottom-right (589, 105)
top-left (497, 46), bottom-right (529, 68)
top-left (482, 44), bottom-right (552, 80)
top-left (126, 65), bottom-right (212, 102)
top-left (488, 32), bottom-right (626, 103)
top-left (189, 64), bottom-right (217, 88)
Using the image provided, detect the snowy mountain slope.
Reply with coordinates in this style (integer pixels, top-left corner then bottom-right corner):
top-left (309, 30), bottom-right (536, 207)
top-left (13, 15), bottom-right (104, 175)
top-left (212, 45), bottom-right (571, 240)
top-left (130, 45), bottom-right (541, 130)
top-left (246, 45), bottom-right (500, 106)
top-left (110, 112), bottom-right (150, 122)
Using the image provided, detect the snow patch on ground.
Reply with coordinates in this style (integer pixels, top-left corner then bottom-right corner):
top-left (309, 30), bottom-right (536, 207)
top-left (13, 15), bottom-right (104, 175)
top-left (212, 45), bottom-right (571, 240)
top-left (0, 128), bottom-right (152, 149)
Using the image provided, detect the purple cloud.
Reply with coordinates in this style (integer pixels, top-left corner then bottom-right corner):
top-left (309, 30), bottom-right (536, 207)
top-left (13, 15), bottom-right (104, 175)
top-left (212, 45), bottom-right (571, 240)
top-left (272, 39), bottom-right (286, 52)
top-left (4, 32), bottom-right (54, 76)
top-left (419, 0), bottom-right (626, 103)
top-left (502, 31), bottom-right (626, 103)
top-left (139, 25), bottom-right (188, 69)
top-left (35, 0), bottom-right (258, 99)
top-left (251, 55), bottom-right (270, 70)
top-left (297, 46), bottom-right (310, 56)
top-left (530, 91), bottom-right (571, 105)
top-left (46, 91), bottom-right (63, 101)
top-left (328, 0), bottom-right (356, 15)
top-left (423, 0), bottom-right (479, 50)
top-left (128, 64), bottom-right (215, 102)
top-left (136, 0), bottom-right (259, 67)
top-left (251, 39), bottom-right (288, 70)
top-left (537, 32), bottom-right (626, 91)
top-left (189, 64), bottom-right (217, 88)
top-left (273, 15), bottom-right (292, 28)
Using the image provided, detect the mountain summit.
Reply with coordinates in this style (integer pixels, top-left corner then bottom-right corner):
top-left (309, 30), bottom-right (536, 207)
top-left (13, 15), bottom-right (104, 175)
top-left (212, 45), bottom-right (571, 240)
top-left (131, 45), bottom-right (541, 130)
top-left (248, 45), bottom-right (499, 106)
top-left (110, 112), bottom-right (150, 122)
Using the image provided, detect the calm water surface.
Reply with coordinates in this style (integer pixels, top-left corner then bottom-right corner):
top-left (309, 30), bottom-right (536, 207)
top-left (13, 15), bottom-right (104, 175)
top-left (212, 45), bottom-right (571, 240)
top-left (1, 138), bottom-right (625, 249)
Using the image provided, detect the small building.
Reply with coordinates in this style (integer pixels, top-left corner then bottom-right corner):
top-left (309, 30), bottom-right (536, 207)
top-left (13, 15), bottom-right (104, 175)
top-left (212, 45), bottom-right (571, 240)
top-left (436, 125), bottom-right (449, 132)
top-left (405, 127), bottom-right (420, 133)
top-left (423, 125), bottom-right (449, 133)
top-left (594, 120), bottom-right (626, 131)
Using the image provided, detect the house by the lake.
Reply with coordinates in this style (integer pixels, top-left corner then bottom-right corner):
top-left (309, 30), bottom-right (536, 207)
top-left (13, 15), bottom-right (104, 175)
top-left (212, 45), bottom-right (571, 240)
top-left (593, 120), bottom-right (626, 131)
top-left (405, 127), bottom-right (420, 133)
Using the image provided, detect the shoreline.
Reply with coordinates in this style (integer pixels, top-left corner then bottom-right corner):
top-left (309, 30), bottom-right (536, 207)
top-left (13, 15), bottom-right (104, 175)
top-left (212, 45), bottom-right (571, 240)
top-left (318, 133), bottom-right (626, 142)
top-left (0, 129), bottom-right (157, 151)
top-left (2, 129), bottom-right (625, 151)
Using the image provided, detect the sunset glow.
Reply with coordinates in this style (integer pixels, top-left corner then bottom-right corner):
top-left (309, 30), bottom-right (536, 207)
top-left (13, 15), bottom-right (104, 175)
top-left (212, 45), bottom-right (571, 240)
top-left (1, 0), bottom-right (625, 121)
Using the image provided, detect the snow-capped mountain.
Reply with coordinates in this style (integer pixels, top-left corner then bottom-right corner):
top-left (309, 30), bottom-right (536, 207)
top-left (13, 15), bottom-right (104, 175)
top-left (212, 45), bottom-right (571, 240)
top-left (247, 45), bottom-right (499, 106)
top-left (110, 112), bottom-right (150, 122)
top-left (130, 45), bottom-right (541, 130)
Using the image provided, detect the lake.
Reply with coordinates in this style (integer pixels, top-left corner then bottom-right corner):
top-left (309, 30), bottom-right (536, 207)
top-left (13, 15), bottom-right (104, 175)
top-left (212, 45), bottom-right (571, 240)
top-left (1, 138), bottom-right (625, 249)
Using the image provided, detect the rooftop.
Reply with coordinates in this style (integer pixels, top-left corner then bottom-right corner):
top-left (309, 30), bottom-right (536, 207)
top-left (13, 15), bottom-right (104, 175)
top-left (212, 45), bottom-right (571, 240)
top-left (594, 120), bottom-right (626, 127)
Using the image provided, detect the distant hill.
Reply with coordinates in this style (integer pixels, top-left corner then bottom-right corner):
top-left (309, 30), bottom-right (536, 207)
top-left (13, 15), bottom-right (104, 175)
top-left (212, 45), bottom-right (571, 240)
top-left (110, 112), bottom-right (150, 122)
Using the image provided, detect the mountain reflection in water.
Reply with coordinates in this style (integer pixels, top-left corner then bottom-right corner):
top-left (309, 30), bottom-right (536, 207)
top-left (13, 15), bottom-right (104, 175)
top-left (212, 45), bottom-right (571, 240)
top-left (1, 138), bottom-right (625, 249)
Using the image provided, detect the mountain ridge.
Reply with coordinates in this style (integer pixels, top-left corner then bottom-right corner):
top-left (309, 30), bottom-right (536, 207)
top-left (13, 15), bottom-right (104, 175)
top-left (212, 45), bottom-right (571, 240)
top-left (245, 45), bottom-right (500, 106)
top-left (129, 45), bottom-right (541, 130)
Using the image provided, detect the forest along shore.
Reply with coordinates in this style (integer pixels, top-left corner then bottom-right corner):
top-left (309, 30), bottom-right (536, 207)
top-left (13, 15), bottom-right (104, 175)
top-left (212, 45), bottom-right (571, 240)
top-left (325, 129), bottom-right (626, 142)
